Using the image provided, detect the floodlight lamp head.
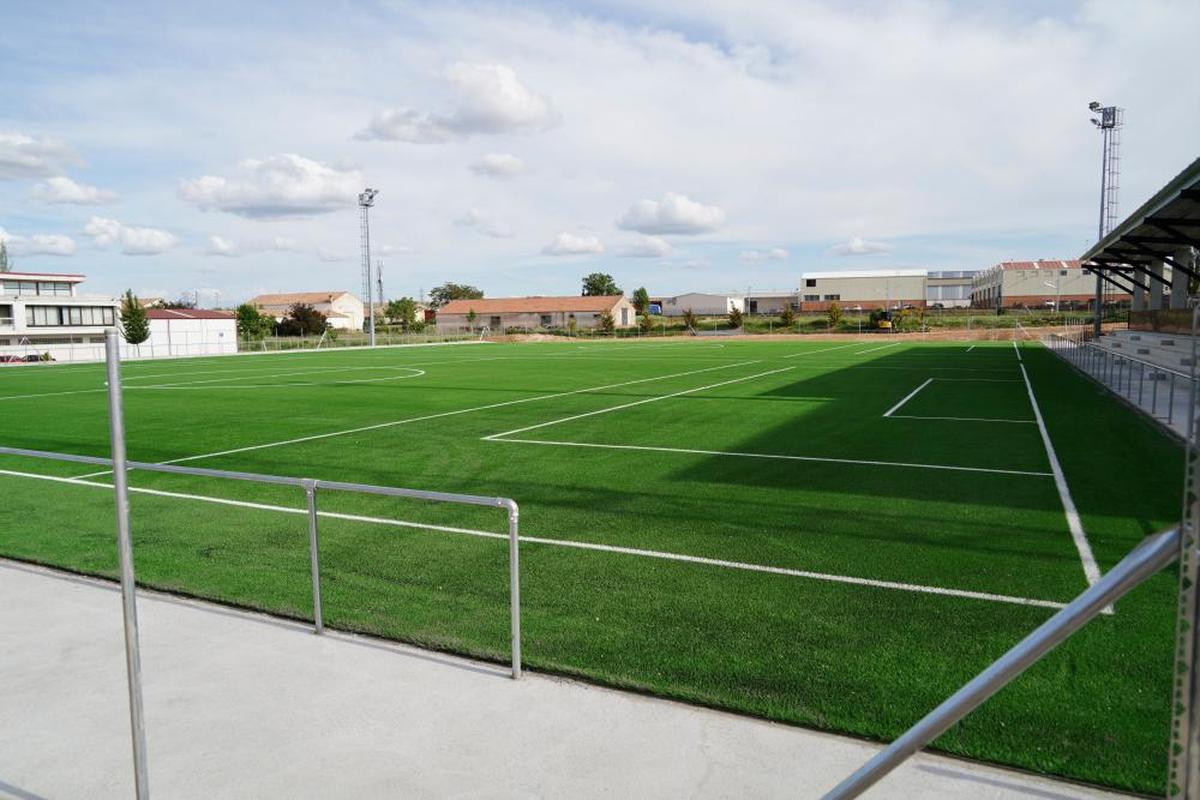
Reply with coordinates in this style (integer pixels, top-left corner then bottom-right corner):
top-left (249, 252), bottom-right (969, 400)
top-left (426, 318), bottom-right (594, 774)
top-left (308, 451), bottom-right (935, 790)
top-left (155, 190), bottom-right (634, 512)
top-left (358, 188), bottom-right (379, 207)
top-left (1088, 101), bottom-right (1101, 111)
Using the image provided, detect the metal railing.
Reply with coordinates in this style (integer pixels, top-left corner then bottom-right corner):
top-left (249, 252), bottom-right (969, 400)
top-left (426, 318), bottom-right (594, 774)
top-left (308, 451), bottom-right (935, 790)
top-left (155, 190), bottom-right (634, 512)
top-left (1, 329), bottom-right (522, 798)
top-left (0, 443), bottom-right (524, 680)
top-left (824, 526), bottom-right (1182, 799)
top-left (1047, 332), bottom-right (1193, 434)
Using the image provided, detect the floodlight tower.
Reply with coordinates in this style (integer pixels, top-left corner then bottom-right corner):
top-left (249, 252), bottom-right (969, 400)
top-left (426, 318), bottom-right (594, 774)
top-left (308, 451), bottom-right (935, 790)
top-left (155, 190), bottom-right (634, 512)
top-left (359, 188), bottom-right (379, 347)
top-left (1088, 101), bottom-right (1124, 337)
top-left (376, 259), bottom-right (384, 317)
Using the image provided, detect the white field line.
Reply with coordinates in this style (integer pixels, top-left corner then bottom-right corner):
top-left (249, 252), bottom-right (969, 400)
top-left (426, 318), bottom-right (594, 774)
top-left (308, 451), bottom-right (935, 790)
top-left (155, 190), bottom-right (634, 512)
top-left (966, 345), bottom-right (976, 353)
top-left (882, 378), bottom-right (934, 417)
top-left (928, 377), bottom-right (1022, 383)
top-left (487, 438), bottom-right (1054, 478)
top-left (1019, 362), bottom-right (1101, 587)
top-left (71, 361), bottom-right (760, 479)
top-left (0, 466), bottom-right (1068, 611)
top-left (781, 342), bottom-right (863, 359)
top-left (855, 341), bottom-right (904, 355)
top-left (483, 365), bottom-right (794, 441)
top-left (1013, 340), bottom-right (1023, 362)
top-left (888, 415), bottom-right (1035, 424)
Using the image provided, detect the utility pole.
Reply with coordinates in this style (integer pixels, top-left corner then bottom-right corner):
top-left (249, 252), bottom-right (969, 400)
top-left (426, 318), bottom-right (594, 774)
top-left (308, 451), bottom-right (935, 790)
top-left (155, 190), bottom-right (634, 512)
top-left (358, 188), bottom-right (379, 347)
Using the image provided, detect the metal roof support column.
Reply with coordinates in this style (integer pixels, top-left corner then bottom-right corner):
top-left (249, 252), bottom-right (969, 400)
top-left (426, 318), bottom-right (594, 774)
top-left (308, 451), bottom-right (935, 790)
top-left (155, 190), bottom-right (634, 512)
top-left (1134, 275), bottom-right (1147, 311)
top-left (1174, 248), bottom-right (1195, 310)
top-left (1150, 260), bottom-right (1166, 310)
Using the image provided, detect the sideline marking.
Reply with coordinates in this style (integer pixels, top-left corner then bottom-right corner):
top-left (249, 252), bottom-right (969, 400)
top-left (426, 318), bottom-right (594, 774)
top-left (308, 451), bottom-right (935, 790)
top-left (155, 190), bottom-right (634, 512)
top-left (0, 467), bottom-right (1069, 611)
top-left (888, 415), bottom-right (1035, 424)
top-left (483, 365), bottom-right (794, 441)
top-left (1013, 340), bottom-right (1023, 362)
top-left (883, 378), bottom-right (934, 417)
top-left (1019, 362), bottom-right (1101, 587)
top-left (485, 438), bottom-right (1053, 478)
top-left (966, 345), bottom-right (977, 353)
top-left (781, 343), bottom-right (863, 359)
top-left (855, 341), bottom-right (904, 355)
top-left (72, 361), bottom-right (760, 479)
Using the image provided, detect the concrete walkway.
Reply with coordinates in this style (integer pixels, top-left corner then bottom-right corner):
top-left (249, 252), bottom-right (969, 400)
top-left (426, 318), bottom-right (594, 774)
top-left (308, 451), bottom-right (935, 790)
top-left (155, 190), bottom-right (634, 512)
top-left (0, 560), bottom-right (1129, 799)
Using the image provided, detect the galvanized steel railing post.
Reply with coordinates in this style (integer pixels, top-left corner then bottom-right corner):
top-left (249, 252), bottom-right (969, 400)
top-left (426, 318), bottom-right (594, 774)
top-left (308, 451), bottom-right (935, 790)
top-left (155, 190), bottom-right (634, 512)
top-left (104, 328), bottom-right (151, 800)
top-left (304, 480), bottom-right (324, 635)
top-left (505, 500), bottom-right (522, 680)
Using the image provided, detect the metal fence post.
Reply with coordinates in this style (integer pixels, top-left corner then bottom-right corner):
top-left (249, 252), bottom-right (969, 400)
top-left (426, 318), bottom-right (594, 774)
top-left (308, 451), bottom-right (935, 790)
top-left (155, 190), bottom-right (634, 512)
top-left (505, 500), bottom-right (522, 680)
top-left (304, 481), bottom-right (324, 635)
top-left (104, 328), bottom-right (151, 800)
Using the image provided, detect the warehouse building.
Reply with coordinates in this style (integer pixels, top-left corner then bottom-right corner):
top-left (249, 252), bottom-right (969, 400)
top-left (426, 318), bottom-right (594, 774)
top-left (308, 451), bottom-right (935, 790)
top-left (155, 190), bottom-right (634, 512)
top-left (658, 293), bottom-right (745, 317)
top-left (797, 269), bottom-right (928, 312)
top-left (745, 291), bottom-right (798, 315)
top-left (435, 295), bottom-right (636, 333)
top-left (970, 260), bottom-right (1130, 309)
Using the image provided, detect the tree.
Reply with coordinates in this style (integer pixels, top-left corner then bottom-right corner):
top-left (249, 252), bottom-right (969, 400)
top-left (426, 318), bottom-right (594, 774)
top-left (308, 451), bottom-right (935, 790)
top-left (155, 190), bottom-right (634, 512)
top-left (386, 297), bottom-right (418, 331)
top-left (0, 240), bottom-right (10, 272)
top-left (277, 303), bottom-right (328, 336)
top-left (160, 296), bottom-right (197, 309)
top-left (779, 306), bottom-right (796, 329)
top-left (632, 287), bottom-right (650, 314)
top-left (429, 283), bottom-right (483, 308)
top-left (638, 313), bottom-right (654, 334)
top-left (598, 310), bottom-right (616, 334)
top-left (582, 272), bottom-right (621, 296)
top-left (826, 301), bottom-right (843, 329)
top-left (235, 303), bottom-right (273, 339)
top-left (466, 308), bottom-right (478, 330)
top-left (120, 290), bottom-right (150, 345)
top-left (728, 307), bottom-right (744, 329)
top-left (682, 308), bottom-right (697, 330)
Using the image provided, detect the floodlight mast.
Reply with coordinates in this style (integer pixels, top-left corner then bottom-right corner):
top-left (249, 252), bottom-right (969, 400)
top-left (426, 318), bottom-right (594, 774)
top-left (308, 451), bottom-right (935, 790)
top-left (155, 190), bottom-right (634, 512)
top-left (359, 188), bottom-right (379, 347)
top-left (1089, 101), bottom-right (1123, 337)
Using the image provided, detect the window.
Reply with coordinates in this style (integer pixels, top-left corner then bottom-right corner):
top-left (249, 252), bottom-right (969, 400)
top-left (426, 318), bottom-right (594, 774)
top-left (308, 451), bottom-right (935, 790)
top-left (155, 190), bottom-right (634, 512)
top-left (823, 294), bottom-right (840, 301)
top-left (620, 308), bottom-right (628, 325)
top-left (805, 279), bottom-right (817, 287)
top-left (540, 314), bottom-right (552, 327)
top-left (24, 305), bottom-right (115, 327)
top-left (0, 304), bottom-right (12, 327)
top-left (803, 294), bottom-right (819, 302)
top-left (747, 300), bottom-right (758, 313)
top-left (1060, 270), bottom-right (1068, 277)
top-left (489, 316), bottom-right (502, 328)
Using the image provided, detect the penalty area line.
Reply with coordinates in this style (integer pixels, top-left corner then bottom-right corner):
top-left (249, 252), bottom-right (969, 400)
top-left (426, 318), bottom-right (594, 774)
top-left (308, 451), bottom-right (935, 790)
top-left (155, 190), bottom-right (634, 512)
top-left (882, 378), bottom-right (933, 417)
top-left (0, 466), bottom-right (1069, 611)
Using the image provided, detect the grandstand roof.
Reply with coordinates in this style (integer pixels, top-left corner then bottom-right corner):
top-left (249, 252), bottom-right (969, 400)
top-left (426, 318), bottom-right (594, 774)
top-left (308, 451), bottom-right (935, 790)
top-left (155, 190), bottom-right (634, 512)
top-left (995, 259), bottom-right (1083, 271)
top-left (439, 295), bottom-right (625, 314)
top-left (1082, 157), bottom-right (1200, 287)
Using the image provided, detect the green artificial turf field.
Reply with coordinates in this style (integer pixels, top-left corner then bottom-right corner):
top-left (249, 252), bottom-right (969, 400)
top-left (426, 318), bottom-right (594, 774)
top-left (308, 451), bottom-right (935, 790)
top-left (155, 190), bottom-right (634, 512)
top-left (0, 337), bottom-right (1185, 793)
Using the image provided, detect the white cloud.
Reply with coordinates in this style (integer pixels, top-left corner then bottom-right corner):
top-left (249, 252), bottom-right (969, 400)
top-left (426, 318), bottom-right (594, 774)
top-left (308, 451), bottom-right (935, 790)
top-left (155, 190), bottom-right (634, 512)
top-left (357, 62), bottom-right (559, 143)
top-left (315, 247), bottom-right (352, 262)
top-left (469, 152), bottom-right (526, 179)
top-left (206, 235), bottom-right (240, 256)
top-left (269, 236), bottom-right (298, 251)
top-left (619, 235), bottom-right (673, 258)
top-left (455, 207), bottom-right (514, 238)
top-left (30, 176), bottom-right (117, 205)
top-left (542, 231), bottom-right (604, 255)
top-left (179, 154), bottom-right (361, 218)
top-left (827, 237), bottom-right (892, 256)
top-left (0, 132), bottom-right (81, 179)
top-left (82, 216), bottom-right (178, 255)
top-left (0, 227), bottom-right (76, 256)
top-left (739, 247), bottom-right (789, 262)
top-left (617, 193), bottom-right (726, 235)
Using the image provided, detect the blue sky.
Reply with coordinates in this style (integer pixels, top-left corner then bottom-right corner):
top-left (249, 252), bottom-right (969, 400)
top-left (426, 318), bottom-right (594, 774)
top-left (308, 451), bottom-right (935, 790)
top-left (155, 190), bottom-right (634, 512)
top-left (1, 0), bottom-right (1195, 304)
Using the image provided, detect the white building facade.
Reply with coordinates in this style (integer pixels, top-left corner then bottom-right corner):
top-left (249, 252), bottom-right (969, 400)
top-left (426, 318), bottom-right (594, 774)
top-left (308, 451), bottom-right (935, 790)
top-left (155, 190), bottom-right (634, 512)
top-left (142, 308), bottom-right (238, 358)
top-left (658, 293), bottom-right (745, 317)
top-left (0, 271), bottom-right (120, 361)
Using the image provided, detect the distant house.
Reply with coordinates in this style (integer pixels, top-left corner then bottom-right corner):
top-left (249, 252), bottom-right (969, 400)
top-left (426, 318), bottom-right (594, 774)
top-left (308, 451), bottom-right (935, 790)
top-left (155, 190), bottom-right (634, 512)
top-left (659, 293), bottom-right (745, 317)
top-left (250, 291), bottom-right (364, 331)
top-left (435, 295), bottom-right (636, 333)
top-left (145, 308), bottom-right (237, 357)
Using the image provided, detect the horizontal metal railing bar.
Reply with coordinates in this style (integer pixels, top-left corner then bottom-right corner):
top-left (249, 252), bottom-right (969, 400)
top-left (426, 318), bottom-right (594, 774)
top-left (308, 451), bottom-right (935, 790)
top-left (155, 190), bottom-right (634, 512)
top-left (1049, 333), bottom-right (1193, 380)
top-left (824, 526), bottom-right (1182, 799)
top-left (0, 445), bottom-right (513, 508)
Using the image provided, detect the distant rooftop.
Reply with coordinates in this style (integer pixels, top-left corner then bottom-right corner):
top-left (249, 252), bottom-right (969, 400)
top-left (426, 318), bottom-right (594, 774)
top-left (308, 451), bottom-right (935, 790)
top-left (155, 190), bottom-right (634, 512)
top-left (440, 295), bottom-right (625, 314)
top-left (801, 269), bottom-right (927, 280)
top-left (0, 271), bottom-right (85, 281)
top-left (145, 308), bottom-right (235, 320)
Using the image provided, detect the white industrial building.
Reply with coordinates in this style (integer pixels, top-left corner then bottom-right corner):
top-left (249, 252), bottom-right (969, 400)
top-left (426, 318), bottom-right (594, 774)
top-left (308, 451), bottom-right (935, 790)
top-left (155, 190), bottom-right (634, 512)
top-left (971, 260), bottom-right (1131, 309)
top-left (658, 293), bottom-right (745, 317)
top-left (798, 270), bottom-right (928, 312)
top-left (142, 308), bottom-right (238, 357)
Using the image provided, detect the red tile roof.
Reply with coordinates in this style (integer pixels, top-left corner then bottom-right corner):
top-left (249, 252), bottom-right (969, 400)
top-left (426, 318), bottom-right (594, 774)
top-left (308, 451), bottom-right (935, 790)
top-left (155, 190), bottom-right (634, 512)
top-left (250, 291), bottom-right (354, 306)
top-left (145, 308), bottom-right (235, 320)
top-left (439, 295), bottom-right (626, 314)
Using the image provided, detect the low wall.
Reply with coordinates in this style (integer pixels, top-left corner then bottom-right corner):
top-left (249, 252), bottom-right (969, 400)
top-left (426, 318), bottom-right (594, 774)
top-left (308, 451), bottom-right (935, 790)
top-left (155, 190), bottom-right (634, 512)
top-left (0, 340), bottom-right (238, 364)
